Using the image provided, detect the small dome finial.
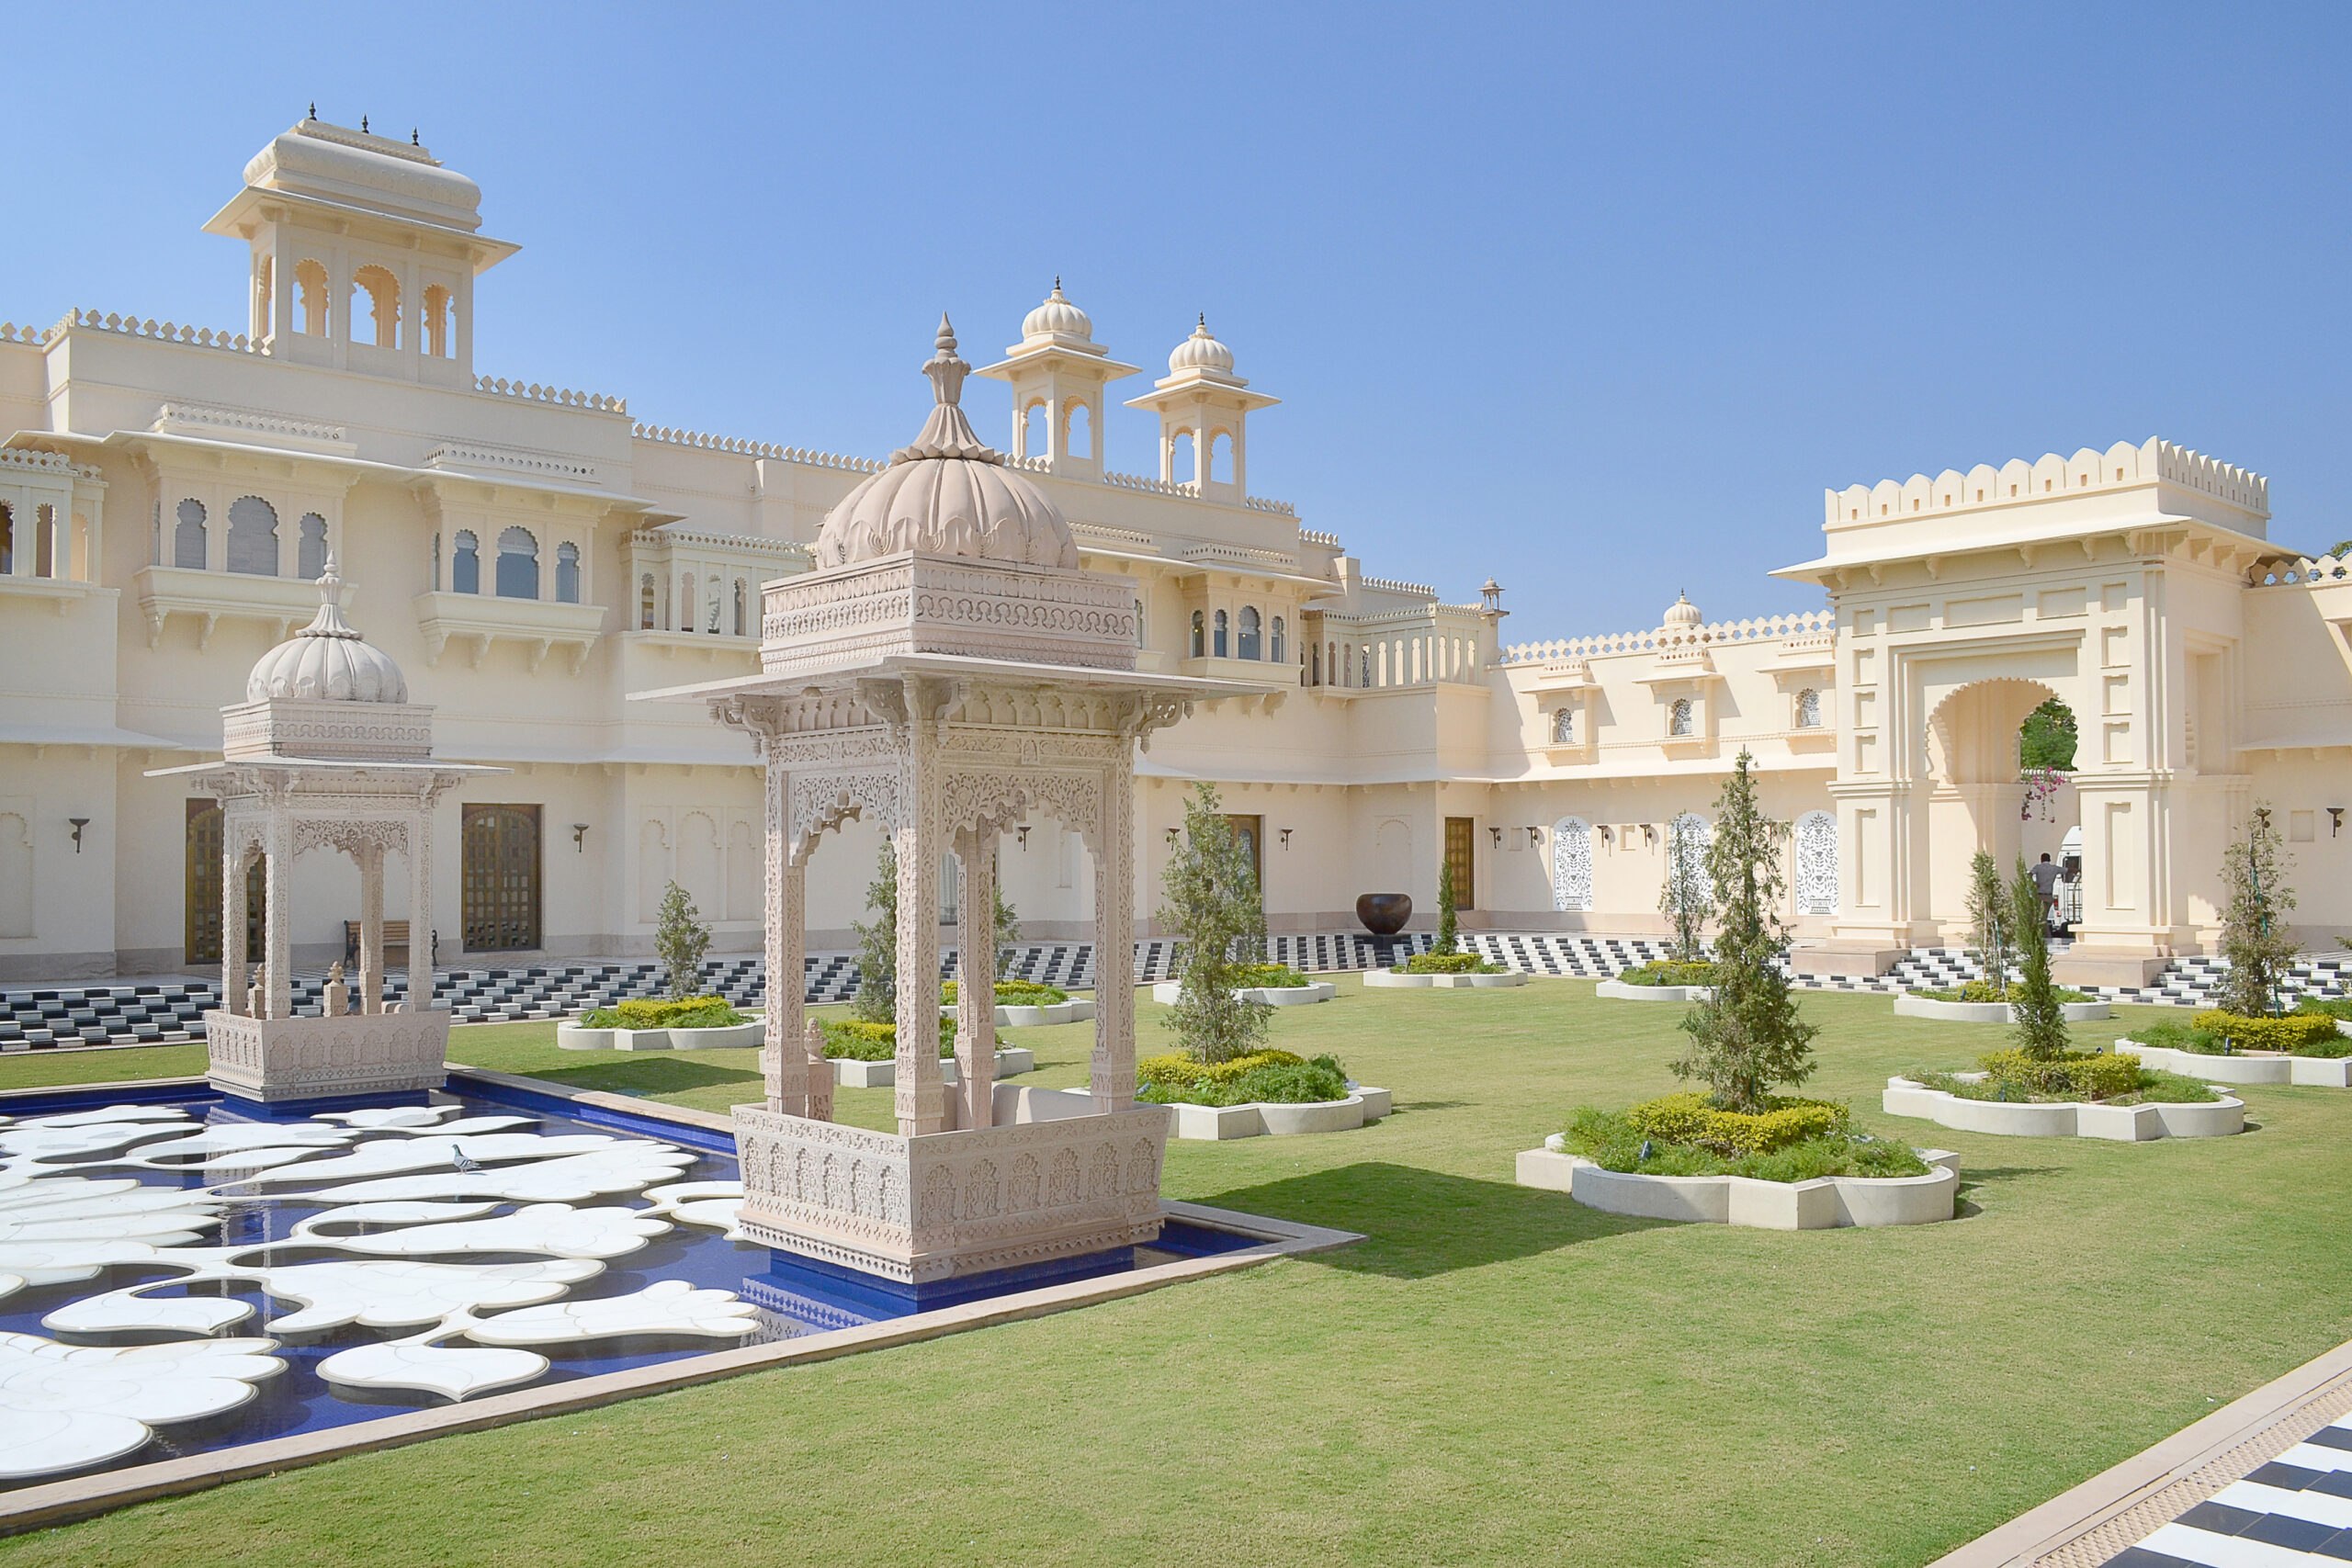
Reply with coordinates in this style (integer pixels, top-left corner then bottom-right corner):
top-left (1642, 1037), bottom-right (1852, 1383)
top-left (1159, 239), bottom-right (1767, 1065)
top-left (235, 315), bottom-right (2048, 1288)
top-left (923, 314), bottom-right (968, 409)
top-left (308, 101), bottom-right (317, 121)
top-left (360, 114), bottom-right (368, 133)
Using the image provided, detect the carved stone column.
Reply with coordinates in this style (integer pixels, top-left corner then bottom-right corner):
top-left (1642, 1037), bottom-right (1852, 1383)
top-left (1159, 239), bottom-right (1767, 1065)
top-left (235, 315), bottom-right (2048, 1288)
top-left (894, 689), bottom-right (949, 1135)
top-left (359, 840), bottom-right (384, 1015)
top-left (763, 754), bottom-right (809, 1113)
top-left (407, 800), bottom-right (434, 1013)
top-left (221, 832), bottom-right (247, 1018)
top-left (954, 823), bottom-right (998, 1131)
top-left (263, 808), bottom-right (294, 1021)
top-left (1091, 750), bottom-right (1136, 1112)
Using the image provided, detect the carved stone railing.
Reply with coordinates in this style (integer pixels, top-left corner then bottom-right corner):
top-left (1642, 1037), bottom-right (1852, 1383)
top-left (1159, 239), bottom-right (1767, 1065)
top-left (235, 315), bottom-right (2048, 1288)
top-left (1499, 609), bottom-right (1836, 666)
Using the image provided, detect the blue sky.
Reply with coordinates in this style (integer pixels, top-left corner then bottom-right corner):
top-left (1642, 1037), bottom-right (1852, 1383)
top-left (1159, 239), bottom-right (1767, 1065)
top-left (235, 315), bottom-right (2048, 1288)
top-left (15, 3), bottom-right (2349, 635)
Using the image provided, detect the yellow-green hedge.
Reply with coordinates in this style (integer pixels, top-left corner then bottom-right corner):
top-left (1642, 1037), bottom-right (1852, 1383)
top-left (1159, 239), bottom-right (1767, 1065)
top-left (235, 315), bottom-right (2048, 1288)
top-left (1622, 1091), bottom-right (1849, 1155)
top-left (1978, 1048), bottom-right (2141, 1101)
top-left (2191, 1010), bottom-right (2342, 1054)
top-left (1136, 1049), bottom-right (1306, 1089)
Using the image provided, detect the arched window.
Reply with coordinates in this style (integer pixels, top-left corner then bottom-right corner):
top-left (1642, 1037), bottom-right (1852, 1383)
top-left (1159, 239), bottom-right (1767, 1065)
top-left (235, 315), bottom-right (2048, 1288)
top-left (639, 574), bottom-right (656, 630)
top-left (1213, 609), bottom-right (1229, 658)
top-left (1360, 648), bottom-right (1372, 688)
top-left (1271, 615), bottom-right (1285, 664)
top-left (1552, 818), bottom-right (1593, 911)
top-left (431, 531), bottom-right (441, 589)
top-left (1066, 401), bottom-right (1092, 458)
top-left (734, 579), bottom-right (749, 637)
top-left (1190, 611), bottom-right (1204, 659)
top-left (452, 531), bottom-right (481, 594)
top-left (297, 513), bottom-right (328, 580)
top-left (1795, 688), bottom-right (1822, 728)
top-left (681, 572), bottom-right (697, 631)
top-left (422, 285), bottom-right (452, 357)
top-left (1309, 642), bottom-right (1320, 685)
top-left (556, 542), bottom-right (581, 604)
top-left (295, 260), bottom-right (330, 335)
top-left (1669, 697), bottom-right (1694, 738)
top-left (225, 496), bottom-right (279, 576)
top-left (1208, 431), bottom-right (1233, 484)
top-left (1022, 400), bottom-right (1048, 457)
top-left (351, 265), bottom-right (401, 348)
top-left (1237, 606), bottom-right (1261, 660)
top-left (254, 255), bottom-right (273, 340)
top-left (495, 527), bottom-right (538, 599)
top-left (1172, 431), bottom-right (1198, 486)
top-left (1794, 810), bottom-right (1838, 915)
top-left (1552, 708), bottom-right (1576, 745)
top-left (0, 502), bottom-right (10, 574)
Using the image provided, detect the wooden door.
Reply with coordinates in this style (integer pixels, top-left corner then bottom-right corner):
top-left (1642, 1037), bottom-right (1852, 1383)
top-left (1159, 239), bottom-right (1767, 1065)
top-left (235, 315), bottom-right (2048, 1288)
top-left (461, 804), bottom-right (542, 952)
top-left (1225, 814), bottom-right (1264, 905)
top-left (185, 800), bottom-right (263, 965)
top-left (1444, 816), bottom-right (1476, 910)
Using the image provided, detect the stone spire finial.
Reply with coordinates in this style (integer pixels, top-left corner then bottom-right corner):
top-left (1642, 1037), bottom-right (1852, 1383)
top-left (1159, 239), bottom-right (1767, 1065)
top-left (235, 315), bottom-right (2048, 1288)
top-left (297, 556), bottom-right (363, 641)
top-left (892, 316), bottom-right (999, 465)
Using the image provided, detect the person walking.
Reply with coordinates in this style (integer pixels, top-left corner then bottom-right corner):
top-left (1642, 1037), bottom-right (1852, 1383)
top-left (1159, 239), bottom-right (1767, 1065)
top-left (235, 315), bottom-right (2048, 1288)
top-left (2030, 852), bottom-right (2063, 935)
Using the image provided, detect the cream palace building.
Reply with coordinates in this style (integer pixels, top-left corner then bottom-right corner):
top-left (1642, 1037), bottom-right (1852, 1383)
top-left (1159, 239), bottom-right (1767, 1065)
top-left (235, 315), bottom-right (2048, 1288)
top-left (3, 117), bottom-right (2348, 991)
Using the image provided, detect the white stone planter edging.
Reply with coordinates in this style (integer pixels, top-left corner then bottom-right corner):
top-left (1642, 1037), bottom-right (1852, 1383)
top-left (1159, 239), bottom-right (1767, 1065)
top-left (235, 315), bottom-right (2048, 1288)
top-left (1881, 1074), bottom-right (2245, 1140)
top-left (1894, 994), bottom-right (2111, 1023)
top-left (1514, 1145), bottom-right (1962, 1230)
top-left (936, 999), bottom-right (1097, 1027)
top-left (1148, 981), bottom-right (1336, 1007)
top-left (2119, 1039), bottom-right (2352, 1088)
top-left (1362, 969), bottom-right (1526, 989)
top-left (556, 1017), bottom-right (764, 1053)
top-left (831, 1047), bottom-right (1036, 1089)
top-left (1054, 1083), bottom-right (1392, 1140)
top-left (1595, 980), bottom-right (1713, 1002)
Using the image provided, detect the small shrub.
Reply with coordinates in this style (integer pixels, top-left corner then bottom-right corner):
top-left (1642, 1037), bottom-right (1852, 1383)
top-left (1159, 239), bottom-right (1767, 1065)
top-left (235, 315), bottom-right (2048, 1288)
top-left (1232, 963), bottom-right (1313, 988)
top-left (582, 995), bottom-right (747, 1031)
top-left (1136, 1050), bottom-right (1341, 1106)
top-left (1913, 1051), bottom-right (2217, 1105)
top-left (1622, 1091), bottom-right (1848, 1156)
top-left (1135, 1049), bottom-right (1306, 1093)
top-left (652, 882), bottom-right (712, 1002)
top-left (818, 1016), bottom-right (956, 1061)
top-left (1618, 961), bottom-right (1718, 987)
top-left (2190, 1010), bottom-right (2344, 1055)
top-left (941, 979), bottom-right (1070, 1006)
top-left (1914, 979), bottom-right (2086, 1005)
top-left (1398, 952), bottom-right (1502, 975)
top-left (1557, 1105), bottom-right (1926, 1180)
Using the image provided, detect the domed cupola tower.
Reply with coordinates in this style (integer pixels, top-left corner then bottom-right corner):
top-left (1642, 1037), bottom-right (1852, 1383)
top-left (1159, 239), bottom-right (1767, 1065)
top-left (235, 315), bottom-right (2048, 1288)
top-left (1124, 315), bottom-right (1280, 502)
top-left (974, 279), bottom-right (1139, 479)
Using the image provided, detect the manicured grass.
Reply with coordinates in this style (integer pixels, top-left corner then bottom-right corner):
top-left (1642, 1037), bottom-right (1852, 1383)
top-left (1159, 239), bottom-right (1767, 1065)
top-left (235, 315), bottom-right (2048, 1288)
top-left (5, 983), bottom-right (2348, 1566)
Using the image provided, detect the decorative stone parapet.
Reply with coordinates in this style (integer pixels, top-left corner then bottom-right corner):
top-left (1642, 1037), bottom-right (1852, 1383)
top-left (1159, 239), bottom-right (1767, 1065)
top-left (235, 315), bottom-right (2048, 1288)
top-left (220, 697), bottom-right (435, 761)
top-left (204, 1009), bottom-right (452, 1102)
top-left (731, 1105), bottom-right (1171, 1285)
top-left (759, 552), bottom-right (1138, 678)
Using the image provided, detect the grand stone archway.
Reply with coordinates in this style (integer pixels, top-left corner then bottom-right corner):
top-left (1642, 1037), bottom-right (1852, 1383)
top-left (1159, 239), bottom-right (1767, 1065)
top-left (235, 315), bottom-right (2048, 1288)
top-left (1919, 677), bottom-right (2078, 941)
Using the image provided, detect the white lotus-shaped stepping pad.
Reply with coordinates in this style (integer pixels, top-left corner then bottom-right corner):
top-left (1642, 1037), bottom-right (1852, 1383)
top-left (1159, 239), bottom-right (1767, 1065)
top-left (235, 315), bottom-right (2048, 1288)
top-left (1, 1118), bottom-right (193, 1163)
top-left (255, 1134), bottom-right (657, 1188)
top-left (314, 1106), bottom-right (461, 1128)
top-left (299, 1145), bottom-right (699, 1205)
top-left (44, 1282), bottom-right (258, 1337)
top-left (0, 1333), bottom-right (284, 1479)
top-left (256, 1258), bottom-right (605, 1333)
top-left (318, 1203), bottom-right (673, 1260)
top-left (643, 1179), bottom-right (746, 1235)
top-left (316, 1342), bottom-right (548, 1402)
top-left (466, 1280), bottom-right (760, 1345)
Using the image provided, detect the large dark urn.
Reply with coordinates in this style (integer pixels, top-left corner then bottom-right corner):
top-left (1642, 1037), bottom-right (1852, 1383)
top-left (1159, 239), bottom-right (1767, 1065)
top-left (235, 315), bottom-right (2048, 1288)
top-left (1356, 893), bottom-right (1412, 936)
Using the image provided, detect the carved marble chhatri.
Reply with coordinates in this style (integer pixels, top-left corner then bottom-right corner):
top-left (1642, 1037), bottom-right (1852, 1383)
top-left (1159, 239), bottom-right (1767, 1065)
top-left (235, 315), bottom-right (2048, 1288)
top-left (643, 319), bottom-right (1258, 1290)
top-left (149, 562), bottom-right (502, 1102)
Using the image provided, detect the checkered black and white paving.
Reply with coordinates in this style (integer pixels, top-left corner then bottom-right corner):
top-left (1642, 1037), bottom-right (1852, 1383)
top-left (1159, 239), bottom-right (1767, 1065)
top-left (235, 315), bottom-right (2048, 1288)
top-left (2100, 1413), bottom-right (2352, 1565)
top-left (7, 937), bottom-right (2348, 1053)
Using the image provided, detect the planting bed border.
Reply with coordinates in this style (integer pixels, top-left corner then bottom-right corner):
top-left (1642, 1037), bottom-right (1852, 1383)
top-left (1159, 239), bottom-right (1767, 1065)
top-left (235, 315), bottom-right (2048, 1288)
top-left (1148, 981), bottom-right (1336, 1007)
top-left (1362, 969), bottom-right (1526, 989)
top-left (1054, 1084), bottom-right (1392, 1140)
top-left (1894, 994), bottom-right (2110, 1023)
top-left (1595, 980), bottom-right (1713, 1002)
top-left (556, 1017), bottom-right (764, 1052)
top-left (1882, 1074), bottom-right (2245, 1140)
top-left (2118, 1040), bottom-right (2352, 1089)
top-left (1514, 1145), bottom-right (1962, 1229)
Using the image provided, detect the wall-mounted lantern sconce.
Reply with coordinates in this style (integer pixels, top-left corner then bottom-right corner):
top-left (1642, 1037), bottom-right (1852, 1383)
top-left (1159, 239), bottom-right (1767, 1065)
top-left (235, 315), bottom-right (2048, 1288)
top-left (1488, 826), bottom-right (1502, 847)
top-left (68, 818), bottom-right (89, 854)
top-left (1525, 826), bottom-right (1543, 849)
top-left (571, 823), bottom-right (590, 853)
top-left (1016, 825), bottom-right (1031, 850)
top-left (1279, 828), bottom-right (1293, 851)
top-left (2332, 807), bottom-right (2345, 838)
top-left (1165, 827), bottom-right (1181, 849)
top-left (1598, 826), bottom-right (1614, 847)
top-left (1642, 824), bottom-right (1659, 848)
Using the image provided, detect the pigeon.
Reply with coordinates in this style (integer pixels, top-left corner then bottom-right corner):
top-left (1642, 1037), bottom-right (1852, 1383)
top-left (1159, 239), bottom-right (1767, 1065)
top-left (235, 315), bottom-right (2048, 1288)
top-left (452, 1148), bottom-right (484, 1175)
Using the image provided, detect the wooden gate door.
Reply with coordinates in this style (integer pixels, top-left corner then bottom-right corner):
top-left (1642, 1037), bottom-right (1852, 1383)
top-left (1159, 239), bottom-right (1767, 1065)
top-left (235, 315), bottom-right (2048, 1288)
top-left (185, 800), bottom-right (264, 965)
top-left (462, 804), bottom-right (542, 952)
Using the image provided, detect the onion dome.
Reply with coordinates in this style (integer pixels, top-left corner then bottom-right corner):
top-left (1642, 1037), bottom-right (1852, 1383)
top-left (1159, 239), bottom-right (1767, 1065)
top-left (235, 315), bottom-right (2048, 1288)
top-left (1661, 592), bottom-right (1703, 631)
top-left (1168, 314), bottom-right (1236, 377)
top-left (814, 316), bottom-right (1080, 570)
top-left (1020, 278), bottom-right (1094, 345)
top-left (246, 560), bottom-right (409, 703)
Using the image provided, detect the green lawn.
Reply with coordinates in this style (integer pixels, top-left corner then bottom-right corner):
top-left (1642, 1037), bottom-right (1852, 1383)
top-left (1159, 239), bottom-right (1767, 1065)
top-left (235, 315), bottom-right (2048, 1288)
top-left (5, 981), bottom-right (2348, 1567)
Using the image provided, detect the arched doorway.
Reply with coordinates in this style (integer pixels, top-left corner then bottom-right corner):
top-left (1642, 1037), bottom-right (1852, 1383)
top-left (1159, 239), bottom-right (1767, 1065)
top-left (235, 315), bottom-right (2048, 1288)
top-left (1551, 817), bottom-right (1592, 912)
top-left (462, 804), bottom-right (542, 952)
top-left (1922, 679), bottom-right (2079, 940)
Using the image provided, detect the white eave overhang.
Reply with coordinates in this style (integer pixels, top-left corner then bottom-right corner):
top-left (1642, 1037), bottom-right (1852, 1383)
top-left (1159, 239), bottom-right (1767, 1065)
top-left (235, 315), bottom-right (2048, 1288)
top-left (1773, 512), bottom-right (2290, 587)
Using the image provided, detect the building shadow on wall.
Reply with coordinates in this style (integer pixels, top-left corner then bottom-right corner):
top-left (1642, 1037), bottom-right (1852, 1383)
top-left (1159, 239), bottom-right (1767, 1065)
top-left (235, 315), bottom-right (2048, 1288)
top-left (1192, 1161), bottom-right (1671, 1279)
